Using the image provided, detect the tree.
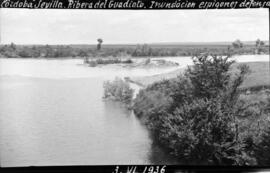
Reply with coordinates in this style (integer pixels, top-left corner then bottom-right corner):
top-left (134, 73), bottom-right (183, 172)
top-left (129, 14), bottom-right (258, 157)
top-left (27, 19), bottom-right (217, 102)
top-left (97, 38), bottom-right (103, 50)
top-left (167, 55), bottom-right (251, 165)
top-left (186, 55), bottom-right (234, 99)
top-left (103, 77), bottom-right (134, 105)
top-left (255, 39), bottom-right (265, 47)
top-left (133, 54), bottom-right (253, 165)
top-left (18, 49), bottom-right (32, 58)
top-left (255, 39), bottom-right (265, 54)
top-left (10, 42), bottom-right (16, 50)
top-left (232, 39), bottom-right (243, 49)
top-left (132, 44), bottom-right (153, 57)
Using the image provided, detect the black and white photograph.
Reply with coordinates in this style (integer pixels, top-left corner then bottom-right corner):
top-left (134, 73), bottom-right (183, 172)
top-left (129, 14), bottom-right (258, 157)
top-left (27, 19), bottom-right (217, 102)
top-left (0, 7), bottom-right (269, 167)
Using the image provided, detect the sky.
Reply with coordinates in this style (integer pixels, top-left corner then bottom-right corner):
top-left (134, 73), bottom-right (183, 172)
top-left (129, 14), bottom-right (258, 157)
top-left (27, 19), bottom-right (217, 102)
top-left (0, 8), bottom-right (268, 44)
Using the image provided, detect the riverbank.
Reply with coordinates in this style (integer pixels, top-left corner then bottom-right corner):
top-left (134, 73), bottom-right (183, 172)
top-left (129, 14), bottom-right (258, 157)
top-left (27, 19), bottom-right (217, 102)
top-left (131, 55), bottom-right (270, 165)
top-left (0, 59), bottom-right (177, 166)
top-left (129, 61), bottom-right (270, 89)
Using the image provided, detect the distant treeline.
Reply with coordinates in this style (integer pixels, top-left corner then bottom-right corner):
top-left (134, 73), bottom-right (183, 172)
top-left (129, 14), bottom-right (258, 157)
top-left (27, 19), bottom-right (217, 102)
top-left (0, 40), bottom-right (268, 58)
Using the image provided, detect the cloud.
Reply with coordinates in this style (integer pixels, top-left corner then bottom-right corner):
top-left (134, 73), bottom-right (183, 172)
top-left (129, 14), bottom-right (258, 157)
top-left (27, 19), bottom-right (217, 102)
top-left (0, 9), bottom-right (268, 44)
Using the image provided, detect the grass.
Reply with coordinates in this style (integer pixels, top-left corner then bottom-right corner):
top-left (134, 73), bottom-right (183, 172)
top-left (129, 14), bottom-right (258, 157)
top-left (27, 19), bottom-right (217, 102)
top-left (130, 61), bottom-right (270, 89)
top-left (130, 68), bottom-right (184, 86)
top-left (232, 62), bottom-right (270, 89)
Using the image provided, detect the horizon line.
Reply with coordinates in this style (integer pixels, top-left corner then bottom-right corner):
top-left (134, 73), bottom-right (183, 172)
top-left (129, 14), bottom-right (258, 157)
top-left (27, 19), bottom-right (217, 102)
top-left (1, 40), bottom-right (269, 46)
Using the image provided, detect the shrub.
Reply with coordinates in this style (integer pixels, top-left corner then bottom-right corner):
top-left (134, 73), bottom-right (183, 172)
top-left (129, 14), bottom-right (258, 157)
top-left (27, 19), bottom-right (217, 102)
top-left (122, 58), bottom-right (133, 64)
top-left (103, 77), bottom-right (134, 105)
top-left (133, 54), bottom-right (257, 165)
top-left (254, 124), bottom-right (270, 165)
top-left (232, 39), bottom-right (244, 49)
top-left (87, 58), bottom-right (133, 66)
top-left (186, 55), bottom-right (235, 99)
top-left (88, 60), bottom-right (97, 67)
top-left (160, 98), bottom-right (242, 165)
top-left (133, 89), bottom-right (172, 130)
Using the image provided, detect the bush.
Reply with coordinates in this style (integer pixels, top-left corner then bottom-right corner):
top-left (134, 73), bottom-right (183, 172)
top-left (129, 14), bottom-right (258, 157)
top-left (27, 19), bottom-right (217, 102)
top-left (186, 55), bottom-right (235, 98)
top-left (232, 39), bottom-right (244, 49)
top-left (103, 77), bottom-right (134, 105)
top-left (254, 124), bottom-right (270, 165)
top-left (122, 58), bottom-right (133, 64)
top-left (161, 98), bottom-right (234, 164)
top-left (87, 58), bottom-right (133, 66)
top-left (133, 89), bottom-right (172, 131)
top-left (96, 58), bottom-right (121, 64)
top-left (88, 61), bottom-right (97, 67)
top-left (133, 54), bottom-right (259, 165)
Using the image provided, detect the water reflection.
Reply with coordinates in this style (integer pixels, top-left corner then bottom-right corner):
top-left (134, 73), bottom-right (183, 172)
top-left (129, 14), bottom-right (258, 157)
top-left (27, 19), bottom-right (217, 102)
top-left (1, 76), bottom-right (174, 166)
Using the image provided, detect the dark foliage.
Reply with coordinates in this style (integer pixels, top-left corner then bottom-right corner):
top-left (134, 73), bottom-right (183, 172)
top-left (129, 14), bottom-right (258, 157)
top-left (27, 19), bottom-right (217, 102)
top-left (254, 125), bottom-right (270, 165)
top-left (186, 55), bottom-right (235, 98)
top-left (132, 54), bottom-right (268, 165)
top-left (232, 39), bottom-right (244, 49)
top-left (103, 77), bottom-right (134, 106)
top-left (87, 58), bottom-right (133, 67)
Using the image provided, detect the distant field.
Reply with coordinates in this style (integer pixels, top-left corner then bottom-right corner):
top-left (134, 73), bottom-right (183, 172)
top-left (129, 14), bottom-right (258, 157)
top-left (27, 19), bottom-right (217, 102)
top-left (236, 62), bottom-right (270, 89)
top-left (8, 40), bottom-right (269, 48)
top-left (1, 41), bottom-right (268, 58)
top-left (15, 43), bottom-right (267, 52)
top-left (130, 68), bottom-right (185, 86)
top-left (131, 62), bottom-right (270, 89)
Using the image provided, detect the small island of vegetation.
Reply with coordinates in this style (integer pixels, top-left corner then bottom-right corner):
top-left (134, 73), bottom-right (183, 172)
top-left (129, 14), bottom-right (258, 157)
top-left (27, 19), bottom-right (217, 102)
top-left (103, 77), bottom-right (134, 108)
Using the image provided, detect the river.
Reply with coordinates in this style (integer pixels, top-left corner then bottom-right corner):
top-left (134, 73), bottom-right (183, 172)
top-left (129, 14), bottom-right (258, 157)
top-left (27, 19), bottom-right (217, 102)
top-left (0, 55), bottom-right (269, 167)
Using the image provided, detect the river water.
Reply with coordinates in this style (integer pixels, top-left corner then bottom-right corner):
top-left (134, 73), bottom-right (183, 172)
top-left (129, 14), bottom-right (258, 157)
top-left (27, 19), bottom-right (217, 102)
top-left (0, 55), bottom-right (269, 167)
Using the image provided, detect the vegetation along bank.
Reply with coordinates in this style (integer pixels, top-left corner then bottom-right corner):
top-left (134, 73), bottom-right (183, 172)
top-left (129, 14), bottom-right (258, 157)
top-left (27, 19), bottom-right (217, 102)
top-left (103, 54), bottom-right (270, 165)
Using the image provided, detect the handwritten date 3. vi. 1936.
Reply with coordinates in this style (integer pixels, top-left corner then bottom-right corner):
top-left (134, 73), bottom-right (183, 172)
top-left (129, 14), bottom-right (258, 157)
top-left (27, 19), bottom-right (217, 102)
top-left (113, 166), bottom-right (166, 173)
